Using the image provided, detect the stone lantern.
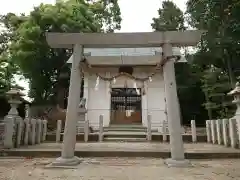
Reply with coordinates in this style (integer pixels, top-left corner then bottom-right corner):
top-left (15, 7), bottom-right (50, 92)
top-left (228, 82), bottom-right (240, 118)
top-left (3, 87), bottom-right (24, 148)
top-left (6, 88), bottom-right (25, 117)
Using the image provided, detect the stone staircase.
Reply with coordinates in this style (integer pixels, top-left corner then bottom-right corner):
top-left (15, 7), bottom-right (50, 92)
top-left (103, 125), bottom-right (152, 142)
top-left (104, 124), bottom-right (147, 132)
top-left (76, 119), bottom-right (170, 142)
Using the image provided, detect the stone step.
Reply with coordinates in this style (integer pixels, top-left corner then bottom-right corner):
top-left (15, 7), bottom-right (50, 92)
top-left (104, 128), bottom-right (147, 132)
top-left (107, 124), bottom-right (146, 128)
top-left (104, 132), bottom-right (147, 138)
top-left (5, 142), bottom-right (240, 159)
top-left (104, 137), bottom-right (147, 142)
top-left (104, 125), bottom-right (147, 133)
top-left (103, 131), bottom-right (147, 142)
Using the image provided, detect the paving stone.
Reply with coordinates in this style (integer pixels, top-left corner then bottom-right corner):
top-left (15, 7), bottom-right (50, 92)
top-left (0, 158), bottom-right (240, 180)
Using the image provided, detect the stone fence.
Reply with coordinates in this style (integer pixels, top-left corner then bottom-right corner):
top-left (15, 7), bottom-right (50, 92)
top-left (206, 119), bottom-right (240, 148)
top-left (55, 115), bottom-right (202, 143)
top-left (1, 116), bottom-right (48, 149)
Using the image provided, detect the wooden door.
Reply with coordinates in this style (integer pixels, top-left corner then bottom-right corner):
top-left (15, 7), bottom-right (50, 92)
top-left (110, 88), bottom-right (142, 124)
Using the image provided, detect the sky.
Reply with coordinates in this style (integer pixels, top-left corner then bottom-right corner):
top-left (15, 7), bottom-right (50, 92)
top-left (0, 0), bottom-right (187, 32)
top-left (0, 0), bottom-right (187, 98)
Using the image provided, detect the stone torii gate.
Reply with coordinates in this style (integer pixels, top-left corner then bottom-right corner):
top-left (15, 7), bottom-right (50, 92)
top-left (46, 30), bottom-right (204, 167)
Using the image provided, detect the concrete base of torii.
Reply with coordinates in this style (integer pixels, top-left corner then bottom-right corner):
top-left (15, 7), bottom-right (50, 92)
top-left (165, 158), bottom-right (191, 167)
top-left (49, 156), bottom-right (82, 167)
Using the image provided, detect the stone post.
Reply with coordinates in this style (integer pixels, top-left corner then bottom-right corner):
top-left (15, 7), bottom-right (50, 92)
top-left (210, 120), bottom-right (216, 144)
top-left (36, 119), bottom-right (41, 144)
top-left (3, 116), bottom-right (15, 148)
top-left (36, 119), bottom-right (42, 144)
top-left (84, 119), bottom-right (89, 142)
top-left (237, 118), bottom-right (240, 148)
top-left (24, 104), bottom-right (30, 145)
top-left (162, 43), bottom-right (189, 167)
top-left (216, 119), bottom-right (222, 145)
top-left (16, 117), bottom-right (24, 147)
top-left (30, 119), bottom-right (36, 145)
top-left (24, 119), bottom-right (30, 145)
top-left (222, 119), bottom-right (229, 146)
top-left (78, 106), bottom-right (87, 142)
top-left (147, 115), bottom-right (152, 141)
top-left (206, 120), bottom-right (211, 143)
top-left (40, 121), bottom-right (44, 142)
top-left (3, 88), bottom-right (24, 148)
top-left (228, 82), bottom-right (240, 148)
top-left (162, 120), bottom-right (167, 142)
top-left (56, 120), bottom-right (62, 143)
top-left (229, 118), bottom-right (237, 148)
top-left (191, 120), bottom-right (197, 143)
top-left (42, 120), bottom-right (48, 141)
top-left (99, 115), bottom-right (103, 142)
top-left (51, 44), bottom-right (83, 166)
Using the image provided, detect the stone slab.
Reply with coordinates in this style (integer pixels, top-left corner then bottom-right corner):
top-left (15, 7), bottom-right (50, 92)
top-left (2, 142), bottom-right (240, 159)
top-left (45, 134), bottom-right (207, 142)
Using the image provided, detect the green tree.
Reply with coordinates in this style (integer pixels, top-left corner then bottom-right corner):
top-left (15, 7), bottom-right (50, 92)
top-left (186, 0), bottom-right (240, 84)
top-left (151, 0), bottom-right (208, 124)
top-left (3, 0), bottom-right (121, 104)
top-left (186, 0), bottom-right (240, 118)
top-left (201, 65), bottom-right (235, 119)
top-left (0, 15), bottom-right (20, 95)
top-left (151, 0), bottom-right (185, 31)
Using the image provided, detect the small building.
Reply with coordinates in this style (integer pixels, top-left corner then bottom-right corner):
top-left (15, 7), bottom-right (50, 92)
top-left (67, 47), bottom-right (185, 132)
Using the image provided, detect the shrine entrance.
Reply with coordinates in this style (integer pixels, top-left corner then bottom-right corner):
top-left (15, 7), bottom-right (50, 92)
top-left (110, 88), bottom-right (142, 124)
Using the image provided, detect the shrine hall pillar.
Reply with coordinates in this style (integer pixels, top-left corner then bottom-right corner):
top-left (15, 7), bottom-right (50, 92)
top-left (52, 44), bottom-right (83, 166)
top-left (162, 43), bottom-right (190, 167)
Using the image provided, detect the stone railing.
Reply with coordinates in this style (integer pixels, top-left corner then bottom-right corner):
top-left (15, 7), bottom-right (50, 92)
top-left (55, 117), bottom-right (97, 143)
top-left (206, 119), bottom-right (240, 148)
top-left (2, 115), bottom-right (48, 149)
top-left (147, 118), bottom-right (200, 143)
top-left (55, 115), bottom-right (204, 143)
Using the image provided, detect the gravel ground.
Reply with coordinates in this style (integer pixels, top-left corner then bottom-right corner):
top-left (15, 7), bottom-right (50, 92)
top-left (0, 157), bottom-right (240, 180)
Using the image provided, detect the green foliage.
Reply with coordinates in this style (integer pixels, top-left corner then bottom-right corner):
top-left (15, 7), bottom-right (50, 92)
top-left (0, 20), bottom-right (19, 95)
top-left (186, 0), bottom-right (240, 119)
top-left (151, 0), bottom-right (185, 31)
top-left (1, 0), bottom-right (121, 104)
top-left (201, 66), bottom-right (235, 118)
top-left (73, 0), bottom-right (121, 32)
